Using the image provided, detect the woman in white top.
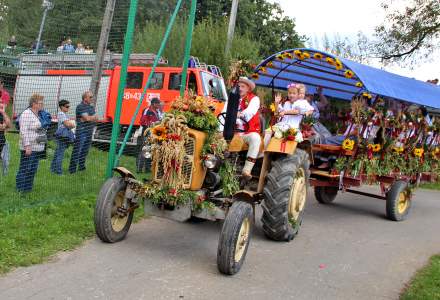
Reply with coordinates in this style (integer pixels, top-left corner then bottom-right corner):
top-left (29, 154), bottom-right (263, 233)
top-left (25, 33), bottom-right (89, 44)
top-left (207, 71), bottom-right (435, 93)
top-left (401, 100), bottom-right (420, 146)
top-left (16, 94), bottom-right (46, 192)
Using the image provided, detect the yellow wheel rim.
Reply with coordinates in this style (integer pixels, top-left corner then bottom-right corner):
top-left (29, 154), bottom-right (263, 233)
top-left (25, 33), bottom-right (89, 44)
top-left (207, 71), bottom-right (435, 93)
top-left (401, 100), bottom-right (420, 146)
top-left (111, 191), bottom-right (129, 232)
top-left (234, 217), bottom-right (250, 263)
top-left (288, 168), bottom-right (307, 222)
top-left (397, 191), bottom-right (409, 214)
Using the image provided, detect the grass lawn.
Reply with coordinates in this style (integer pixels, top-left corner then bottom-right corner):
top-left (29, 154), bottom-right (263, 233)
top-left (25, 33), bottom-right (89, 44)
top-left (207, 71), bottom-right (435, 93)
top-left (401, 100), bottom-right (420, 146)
top-left (0, 133), bottom-right (147, 274)
top-left (401, 255), bottom-right (440, 300)
top-left (420, 182), bottom-right (440, 190)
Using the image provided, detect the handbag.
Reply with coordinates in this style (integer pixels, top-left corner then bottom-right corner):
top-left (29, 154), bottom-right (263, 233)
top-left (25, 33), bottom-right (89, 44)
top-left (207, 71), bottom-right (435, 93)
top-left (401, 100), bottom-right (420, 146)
top-left (55, 126), bottom-right (75, 143)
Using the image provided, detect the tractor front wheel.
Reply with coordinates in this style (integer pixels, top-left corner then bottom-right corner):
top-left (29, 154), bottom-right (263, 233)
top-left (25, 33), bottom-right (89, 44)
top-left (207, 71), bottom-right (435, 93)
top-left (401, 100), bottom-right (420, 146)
top-left (217, 201), bottom-right (253, 275)
top-left (94, 177), bottom-right (134, 243)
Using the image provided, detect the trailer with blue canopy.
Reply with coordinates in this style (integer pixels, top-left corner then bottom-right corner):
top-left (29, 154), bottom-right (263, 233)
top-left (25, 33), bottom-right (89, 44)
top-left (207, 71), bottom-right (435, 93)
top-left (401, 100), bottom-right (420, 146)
top-left (252, 48), bottom-right (440, 221)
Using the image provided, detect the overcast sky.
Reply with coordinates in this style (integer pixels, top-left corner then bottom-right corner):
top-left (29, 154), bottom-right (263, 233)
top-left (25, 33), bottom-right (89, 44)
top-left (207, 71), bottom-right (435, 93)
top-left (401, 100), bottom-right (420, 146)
top-left (271, 0), bottom-right (439, 82)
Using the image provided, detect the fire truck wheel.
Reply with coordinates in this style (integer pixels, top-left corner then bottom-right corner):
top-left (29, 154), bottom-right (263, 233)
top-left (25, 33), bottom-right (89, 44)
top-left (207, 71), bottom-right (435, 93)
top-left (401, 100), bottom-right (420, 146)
top-left (217, 201), bottom-right (253, 275)
top-left (314, 186), bottom-right (338, 204)
top-left (94, 177), bottom-right (134, 243)
top-left (386, 180), bottom-right (412, 221)
top-left (262, 149), bottom-right (310, 242)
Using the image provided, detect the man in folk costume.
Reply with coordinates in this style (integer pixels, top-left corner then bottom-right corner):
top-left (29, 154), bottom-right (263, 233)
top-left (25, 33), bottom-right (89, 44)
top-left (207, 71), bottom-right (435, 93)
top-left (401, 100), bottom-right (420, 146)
top-left (236, 77), bottom-right (261, 180)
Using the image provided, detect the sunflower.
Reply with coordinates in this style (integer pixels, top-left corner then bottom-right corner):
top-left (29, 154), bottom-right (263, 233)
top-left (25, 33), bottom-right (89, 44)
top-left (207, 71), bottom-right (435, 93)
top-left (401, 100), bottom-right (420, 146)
top-left (266, 61), bottom-right (274, 68)
top-left (432, 147), bottom-right (440, 160)
top-left (269, 103), bottom-right (276, 113)
top-left (335, 59), bottom-right (343, 70)
top-left (285, 52), bottom-right (294, 60)
top-left (342, 139), bottom-right (355, 151)
top-left (251, 73), bottom-right (259, 80)
top-left (302, 52), bottom-right (311, 59)
top-left (355, 81), bottom-right (363, 88)
top-left (151, 125), bottom-right (167, 141)
top-left (413, 147), bottom-right (424, 158)
top-left (294, 49), bottom-right (302, 58)
top-left (393, 146), bottom-right (404, 154)
top-left (344, 70), bottom-right (354, 79)
top-left (368, 144), bottom-right (381, 152)
top-left (313, 53), bottom-right (323, 60)
top-left (260, 66), bottom-right (267, 74)
top-left (362, 92), bottom-right (372, 99)
top-left (326, 57), bottom-right (335, 65)
top-left (276, 54), bottom-right (284, 60)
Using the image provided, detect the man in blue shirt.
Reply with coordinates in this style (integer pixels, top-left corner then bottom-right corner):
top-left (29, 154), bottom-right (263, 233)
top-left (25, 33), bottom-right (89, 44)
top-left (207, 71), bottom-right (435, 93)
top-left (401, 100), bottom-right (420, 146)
top-left (69, 91), bottom-right (98, 173)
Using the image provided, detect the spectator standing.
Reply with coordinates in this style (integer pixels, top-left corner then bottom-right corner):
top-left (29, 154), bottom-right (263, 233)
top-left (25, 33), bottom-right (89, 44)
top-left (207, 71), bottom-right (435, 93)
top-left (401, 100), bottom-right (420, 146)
top-left (7, 35), bottom-right (17, 48)
top-left (69, 91), bottom-right (98, 173)
top-left (75, 43), bottom-right (85, 54)
top-left (137, 98), bottom-right (163, 172)
top-left (16, 94), bottom-right (46, 192)
top-left (63, 38), bottom-right (75, 53)
top-left (0, 103), bottom-right (11, 164)
top-left (50, 100), bottom-right (75, 175)
top-left (0, 78), bottom-right (11, 108)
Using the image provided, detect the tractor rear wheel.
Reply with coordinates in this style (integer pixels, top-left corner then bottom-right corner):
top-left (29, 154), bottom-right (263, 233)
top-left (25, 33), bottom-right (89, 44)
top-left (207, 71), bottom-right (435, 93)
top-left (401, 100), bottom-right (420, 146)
top-left (94, 177), bottom-right (134, 243)
top-left (386, 180), bottom-right (412, 221)
top-left (217, 201), bottom-right (253, 275)
top-left (314, 186), bottom-right (338, 204)
top-left (262, 149), bottom-right (310, 242)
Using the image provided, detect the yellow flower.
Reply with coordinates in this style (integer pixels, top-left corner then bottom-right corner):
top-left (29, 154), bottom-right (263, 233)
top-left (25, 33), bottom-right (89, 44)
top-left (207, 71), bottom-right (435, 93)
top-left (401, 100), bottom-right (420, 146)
top-left (393, 146), bottom-right (404, 154)
top-left (432, 148), bottom-right (440, 160)
top-left (260, 67), bottom-right (267, 74)
top-left (362, 92), bottom-right (372, 99)
top-left (313, 53), bottom-right (323, 60)
top-left (355, 81), bottom-right (363, 88)
top-left (342, 139), bottom-right (355, 151)
top-left (276, 54), bottom-right (284, 60)
top-left (269, 103), bottom-right (276, 113)
top-left (344, 70), bottom-right (354, 79)
top-left (335, 59), bottom-right (343, 70)
top-left (302, 52), bottom-right (311, 59)
top-left (326, 57), bottom-right (335, 65)
top-left (151, 126), bottom-right (167, 141)
top-left (413, 148), bottom-right (424, 158)
top-left (266, 61), bottom-right (274, 68)
top-left (294, 50), bottom-right (302, 58)
top-left (288, 128), bottom-right (297, 136)
top-left (251, 73), bottom-right (259, 80)
top-left (368, 144), bottom-right (381, 152)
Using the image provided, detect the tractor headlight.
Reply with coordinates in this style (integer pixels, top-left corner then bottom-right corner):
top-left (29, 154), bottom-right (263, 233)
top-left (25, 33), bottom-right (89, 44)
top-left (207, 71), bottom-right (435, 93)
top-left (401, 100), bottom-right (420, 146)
top-left (142, 145), bottom-right (152, 159)
top-left (203, 154), bottom-right (218, 169)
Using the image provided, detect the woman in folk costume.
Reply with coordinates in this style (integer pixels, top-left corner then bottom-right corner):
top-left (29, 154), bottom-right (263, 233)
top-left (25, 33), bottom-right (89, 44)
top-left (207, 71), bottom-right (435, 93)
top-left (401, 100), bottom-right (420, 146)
top-left (235, 77), bottom-right (261, 180)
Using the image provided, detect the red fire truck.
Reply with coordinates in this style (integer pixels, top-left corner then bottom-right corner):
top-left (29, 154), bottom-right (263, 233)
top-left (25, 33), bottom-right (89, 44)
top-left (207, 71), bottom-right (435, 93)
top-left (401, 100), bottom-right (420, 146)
top-left (12, 53), bottom-right (227, 145)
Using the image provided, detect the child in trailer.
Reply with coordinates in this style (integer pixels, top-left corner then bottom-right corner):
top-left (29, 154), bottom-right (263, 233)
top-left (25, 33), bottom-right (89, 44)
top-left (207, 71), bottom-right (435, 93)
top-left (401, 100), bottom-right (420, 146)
top-left (264, 83), bottom-right (314, 147)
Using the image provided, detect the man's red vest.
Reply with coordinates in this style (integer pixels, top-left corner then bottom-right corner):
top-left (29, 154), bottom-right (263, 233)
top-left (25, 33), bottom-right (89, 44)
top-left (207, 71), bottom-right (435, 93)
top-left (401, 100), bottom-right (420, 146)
top-left (239, 92), bottom-right (261, 133)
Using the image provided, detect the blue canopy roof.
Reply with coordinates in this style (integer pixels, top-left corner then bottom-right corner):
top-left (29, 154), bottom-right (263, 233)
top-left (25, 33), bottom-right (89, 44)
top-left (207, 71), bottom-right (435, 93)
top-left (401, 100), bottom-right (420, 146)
top-left (253, 48), bottom-right (440, 109)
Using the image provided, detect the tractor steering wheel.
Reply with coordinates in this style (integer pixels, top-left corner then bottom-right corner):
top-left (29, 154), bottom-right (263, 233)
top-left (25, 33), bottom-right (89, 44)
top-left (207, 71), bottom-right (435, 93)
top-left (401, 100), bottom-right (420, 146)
top-left (217, 112), bottom-right (250, 133)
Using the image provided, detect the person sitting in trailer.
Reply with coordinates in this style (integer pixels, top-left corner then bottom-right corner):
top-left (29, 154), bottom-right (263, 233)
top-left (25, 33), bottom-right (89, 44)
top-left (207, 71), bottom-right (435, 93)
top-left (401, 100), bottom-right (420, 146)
top-left (234, 77), bottom-right (262, 181)
top-left (304, 86), bottom-right (332, 144)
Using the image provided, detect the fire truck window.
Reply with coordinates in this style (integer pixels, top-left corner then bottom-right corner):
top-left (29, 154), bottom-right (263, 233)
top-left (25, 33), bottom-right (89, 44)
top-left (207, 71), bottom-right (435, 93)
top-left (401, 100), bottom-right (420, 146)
top-left (188, 72), bottom-right (198, 93)
top-left (126, 72), bottom-right (143, 89)
top-left (168, 73), bottom-right (181, 90)
top-left (149, 72), bottom-right (164, 90)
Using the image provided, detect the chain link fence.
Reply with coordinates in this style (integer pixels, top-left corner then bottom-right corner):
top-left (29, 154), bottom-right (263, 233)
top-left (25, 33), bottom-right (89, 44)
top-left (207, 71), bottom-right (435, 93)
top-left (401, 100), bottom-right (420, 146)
top-left (0, 0), bottom-right (149, 213)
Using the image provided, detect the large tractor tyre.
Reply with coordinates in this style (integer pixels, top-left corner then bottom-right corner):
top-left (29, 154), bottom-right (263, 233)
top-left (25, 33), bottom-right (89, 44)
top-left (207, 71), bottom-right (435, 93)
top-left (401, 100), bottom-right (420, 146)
top-left (217, 201), bottom-right (253, 275)
top-left (94, 177), bottom-right (134, 243)
top-left (386, 180), bottom-right (412, 221)
top-left (314, 186), bottom-right (338, 204)
top-left (262, 149), bottom-right (310, 242)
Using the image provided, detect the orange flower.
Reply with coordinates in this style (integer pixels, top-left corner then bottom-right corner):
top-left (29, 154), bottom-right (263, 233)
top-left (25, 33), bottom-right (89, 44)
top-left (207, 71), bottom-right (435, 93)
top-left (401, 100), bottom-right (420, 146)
top-left (251, 73), bottom-right (259, 80)
top-left (302, 52), bottom-right (311, 59)
top-left (313, 53), bottom-right (323, 60)
top-left (260, 67), bottom-right (267, 74)
top-left (151, 126), bottom-right (167, 141)
top-left (266, 61), bottom-right (274, 68)
top-left (344, 70), bottom-right (354, 79)
top-left (326, 57), bottom-right (335, 65)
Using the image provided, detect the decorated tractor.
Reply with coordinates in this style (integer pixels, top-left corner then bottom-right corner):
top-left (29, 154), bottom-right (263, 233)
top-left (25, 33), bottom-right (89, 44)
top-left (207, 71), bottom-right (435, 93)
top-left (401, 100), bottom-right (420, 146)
top-left (94, 81), bottom-right (311, 275)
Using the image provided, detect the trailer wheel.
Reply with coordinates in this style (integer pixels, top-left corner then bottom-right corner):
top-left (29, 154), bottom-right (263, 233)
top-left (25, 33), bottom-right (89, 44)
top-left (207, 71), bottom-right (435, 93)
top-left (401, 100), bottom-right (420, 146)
top-left (314, 186), bottom-right (338, 204)
top-left (94, 177), bottom-right (134, 242)
top-left (217, 201), bottom-right (253, 275)
top-left (386, 180), bottom-right (412, 221)
top-left (262, 149), bottom-right (310, 242)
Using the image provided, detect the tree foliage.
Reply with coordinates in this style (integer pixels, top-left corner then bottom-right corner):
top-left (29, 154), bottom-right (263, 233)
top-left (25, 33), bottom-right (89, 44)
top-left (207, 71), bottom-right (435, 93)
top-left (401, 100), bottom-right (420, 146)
top-left (134, 18), bottom-right (261, 77)
top-left (374, 0), bottom-right (440, 63)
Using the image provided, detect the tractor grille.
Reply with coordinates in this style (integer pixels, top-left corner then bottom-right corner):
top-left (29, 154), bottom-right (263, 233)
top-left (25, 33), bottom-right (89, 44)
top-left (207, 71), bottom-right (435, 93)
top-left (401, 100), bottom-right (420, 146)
top-left (154, 136), bottom-right (195, 188)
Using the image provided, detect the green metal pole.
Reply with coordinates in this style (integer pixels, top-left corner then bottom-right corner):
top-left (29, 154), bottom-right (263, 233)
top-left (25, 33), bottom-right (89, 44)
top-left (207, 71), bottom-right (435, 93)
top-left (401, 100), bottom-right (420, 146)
top-left (115, 0), bottom-right (184, 162)
top-left (106, 0), bottom-right (138, 178)
top-left (179, 0), bottom-right (197, 97)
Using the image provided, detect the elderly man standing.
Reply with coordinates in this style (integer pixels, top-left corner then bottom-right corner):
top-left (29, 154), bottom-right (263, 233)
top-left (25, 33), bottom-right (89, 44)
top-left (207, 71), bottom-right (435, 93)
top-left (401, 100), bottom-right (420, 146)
top-left (235, 77), bottom-right (261, 180)
top-left (69, 91), bottom-right (98, 173)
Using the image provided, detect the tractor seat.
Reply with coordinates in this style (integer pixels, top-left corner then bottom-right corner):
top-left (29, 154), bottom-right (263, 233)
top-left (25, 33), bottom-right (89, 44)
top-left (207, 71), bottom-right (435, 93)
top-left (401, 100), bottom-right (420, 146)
top-left (228, 134), bottom-right (265, 153)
